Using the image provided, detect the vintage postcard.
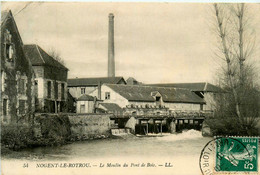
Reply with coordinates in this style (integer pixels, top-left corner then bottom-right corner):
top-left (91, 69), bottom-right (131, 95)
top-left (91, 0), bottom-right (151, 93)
top-left (1, 1), bottom-right (260, 175)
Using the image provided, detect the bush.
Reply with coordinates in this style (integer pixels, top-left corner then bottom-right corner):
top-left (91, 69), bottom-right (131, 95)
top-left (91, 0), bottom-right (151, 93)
top-left (205, 116), bottom-right (259, 136)
top-left (1, 124), bottom-right (34, 150)
top-left (1, 114), bottom-right (72, 151)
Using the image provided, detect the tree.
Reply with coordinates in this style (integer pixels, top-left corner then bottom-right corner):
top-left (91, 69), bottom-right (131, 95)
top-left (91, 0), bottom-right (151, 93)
top-left (47, 47), bottom-right (65, 113)
top-left (206, 3), bottom-right (260, 136)
top-left (48, 47), bottom-right (65, 66)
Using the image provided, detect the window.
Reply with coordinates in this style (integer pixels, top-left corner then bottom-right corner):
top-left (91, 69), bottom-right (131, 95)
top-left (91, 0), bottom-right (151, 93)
top-left (81, 88), bottom-right (85, 94)
top-left (54, 82), bottom-right (58, 99)
top-left (3, 99), bottom-right (7, 116)
top-left (1, 71), bottom-right (5, 92)
top-left (4, 30), bottom-right (14, 62)
top-left (18, 79), bottom-right (25, 94)
top-left (5, 44), bottom-right (14, 62)
top-left (105, 92), bottom-right (110, 99)
top-left (155, 96), bottom-right (161, 106)
top-left (19, 100), bottom-right (26, 115)
top-left (61, 83), bottom-right (65, 100)
top-left (47, 81), bottom-right (51, 98)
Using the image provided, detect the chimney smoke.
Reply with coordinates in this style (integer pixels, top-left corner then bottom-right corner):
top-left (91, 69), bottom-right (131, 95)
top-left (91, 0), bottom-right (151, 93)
top-left (108, 13), bottom-right (115, 77)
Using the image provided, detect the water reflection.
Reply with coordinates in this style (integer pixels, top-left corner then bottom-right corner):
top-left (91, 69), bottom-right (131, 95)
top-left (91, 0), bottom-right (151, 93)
top-left (2, 130), bottom-right (211, 161)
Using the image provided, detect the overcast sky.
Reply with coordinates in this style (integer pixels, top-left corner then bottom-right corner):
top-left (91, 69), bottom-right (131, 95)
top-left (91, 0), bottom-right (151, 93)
top-left (1, 2), bottom-right (260, 84)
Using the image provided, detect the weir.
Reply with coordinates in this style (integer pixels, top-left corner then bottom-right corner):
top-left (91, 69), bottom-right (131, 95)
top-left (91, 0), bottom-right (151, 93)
top-left (109, 110), bottom-right (211, 135)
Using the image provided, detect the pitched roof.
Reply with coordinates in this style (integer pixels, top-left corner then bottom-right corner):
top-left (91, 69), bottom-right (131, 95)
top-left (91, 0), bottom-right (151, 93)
top-left (147, 82), bottom-right (222, 92)
top-left (1, 10), bottom-right (24, 46)
top-left (23, 44), bottom-right (68, 70)
top-left (99, 103), bottom-right (123, 112)
top-left (67, 77), bottom-right (126, 87)
top-left (1, 10), bottom-right (9, 24)
top-left (105, 84), bottom-right (205, 104)
top-left (77, 94), bottom-right (95, 101)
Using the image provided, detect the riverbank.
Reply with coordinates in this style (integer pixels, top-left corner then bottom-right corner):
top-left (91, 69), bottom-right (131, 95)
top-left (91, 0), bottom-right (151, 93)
top-left (1, 130), bottom-right (212, 175)
top-left (1, 113), bottom-right (112, 151)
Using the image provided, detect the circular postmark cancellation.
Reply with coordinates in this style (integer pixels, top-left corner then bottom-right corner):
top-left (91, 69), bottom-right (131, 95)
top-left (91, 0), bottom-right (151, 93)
top-left (199, 137), bottom-right (258, 175)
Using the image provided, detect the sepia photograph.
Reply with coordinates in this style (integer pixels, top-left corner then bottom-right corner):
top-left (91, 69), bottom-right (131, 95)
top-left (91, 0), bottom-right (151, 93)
top-left (1, 1), bottom-right (260, 175)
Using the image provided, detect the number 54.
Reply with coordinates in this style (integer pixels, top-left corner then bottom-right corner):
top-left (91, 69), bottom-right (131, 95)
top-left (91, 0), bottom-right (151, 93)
top-left (23, 163), bottom-right (28, 168)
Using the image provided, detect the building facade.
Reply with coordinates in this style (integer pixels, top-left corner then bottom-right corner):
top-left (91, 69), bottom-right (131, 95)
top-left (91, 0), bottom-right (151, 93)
top-left (148, 82), bottom-right (223, 111)
top-left (89, 84), bottom-right (205, 111)
top-left (68, 77), bottom-right (126, 99)
top-left (1, 10), bottom-right (35, 123)
top-left (24, 44), bottom-right (68, 113)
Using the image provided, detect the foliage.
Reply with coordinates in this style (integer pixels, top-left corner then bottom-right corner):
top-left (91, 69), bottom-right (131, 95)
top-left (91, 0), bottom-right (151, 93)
top-left (48, 47), bottom-right (65, 66)
top-left (1, 114), bottom-right (71, 151)
top-left (206, 3), bottom-right (260, 136)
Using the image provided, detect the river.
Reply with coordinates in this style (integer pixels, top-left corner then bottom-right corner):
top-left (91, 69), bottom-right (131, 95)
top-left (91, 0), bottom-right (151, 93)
top-left (2, 130), bottom-right (257, 175)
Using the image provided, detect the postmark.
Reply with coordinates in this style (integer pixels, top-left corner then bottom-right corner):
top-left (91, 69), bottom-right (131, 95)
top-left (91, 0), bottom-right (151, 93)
top-left (199, 137), bottom-right (258, 175)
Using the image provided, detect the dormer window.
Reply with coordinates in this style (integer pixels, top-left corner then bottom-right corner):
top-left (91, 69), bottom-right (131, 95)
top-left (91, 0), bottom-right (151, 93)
top-left (151, 91), bottom-right (162, 106)
top-left (4, 30), bottom-right (15, 62)
top-left (105, 92), bottom-right (110, 99)
top-left (81, 88), bottom-right (85, 94)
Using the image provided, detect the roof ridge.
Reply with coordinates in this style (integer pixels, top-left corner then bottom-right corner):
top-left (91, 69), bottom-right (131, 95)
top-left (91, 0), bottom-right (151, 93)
top-left (68, 76), bottom-right (123, 80)
top-left (105, 83), bottom-right (187, 90)
top-left (35, 45), bottom-right (46, 64)
top-left (204, 82), bottom-right (208, 91)
top-left (1, 10), bottom-right (10, 24)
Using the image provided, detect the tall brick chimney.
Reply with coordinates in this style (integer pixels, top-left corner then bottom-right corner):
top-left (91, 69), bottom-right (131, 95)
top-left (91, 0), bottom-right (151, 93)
top-left (108, 13), bottom-right (115, 77)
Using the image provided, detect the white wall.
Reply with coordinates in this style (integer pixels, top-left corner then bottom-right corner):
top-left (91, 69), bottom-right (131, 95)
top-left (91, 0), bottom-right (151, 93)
top-left (69, 86), bottom-right (96, 99)
top-left (89, 85), bottom-right (129, 108)
top-left (128, 101), bottom-right (155, 107)
top-left (76, 101), bottom-right (94, 113)
top-left (36, 78), bottom-right (44, 99)
top-left (164, 102), bottom-right (201, 111)
top-left (89, 85), bottom-right (204, 111)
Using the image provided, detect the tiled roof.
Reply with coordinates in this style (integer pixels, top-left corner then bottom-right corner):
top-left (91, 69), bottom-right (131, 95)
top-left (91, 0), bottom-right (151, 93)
top-left (77, 94), bottom-right (95, 101)
top-left (68, 77), bottom-right (126, 87)
top-left (99, 103), bottom-right (123, 112)
top-left (105, 84), bottom-right (205, 104)
top-left (23, 44), bottom-right (68, 70)
top-left (147, 82), bottom-right (222, 92)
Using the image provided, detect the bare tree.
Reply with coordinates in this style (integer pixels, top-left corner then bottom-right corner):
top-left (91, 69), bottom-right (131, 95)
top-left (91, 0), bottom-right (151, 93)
top-left (208, 3), bottom-right (259, 136)
top-left (48, 47), bottom-right (65, 66)
top-left (47, 47), bottom-right (66, 113)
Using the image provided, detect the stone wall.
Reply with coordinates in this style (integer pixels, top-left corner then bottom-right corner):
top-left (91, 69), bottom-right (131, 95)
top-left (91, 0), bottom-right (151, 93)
top-left (68, 113), bottom-right (112, 140)
top-left (1, 11), bottom-right (35, 123)
top-left (1, 113), bottom-right (113, 150)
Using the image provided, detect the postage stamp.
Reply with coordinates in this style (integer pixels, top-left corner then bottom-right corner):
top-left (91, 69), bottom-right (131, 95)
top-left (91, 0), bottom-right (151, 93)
top-left (215, 137), bottom-right (258, 172)
top-left (200, 137), bottom-right (259, 175)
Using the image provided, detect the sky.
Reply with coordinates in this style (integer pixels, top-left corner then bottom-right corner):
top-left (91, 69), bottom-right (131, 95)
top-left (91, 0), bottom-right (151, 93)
top-left (1, 2), bottom-right (260, 84)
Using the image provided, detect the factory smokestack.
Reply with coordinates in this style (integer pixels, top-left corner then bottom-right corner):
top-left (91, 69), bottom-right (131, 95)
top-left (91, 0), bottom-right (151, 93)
top-left (108, 13), bottom-right (115, 77)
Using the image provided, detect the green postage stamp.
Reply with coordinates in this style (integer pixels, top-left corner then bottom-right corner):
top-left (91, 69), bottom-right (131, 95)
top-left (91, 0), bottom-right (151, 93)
top-left (200, 137), bottom-right (259, 175)
top-left (215, 137), bottom-right (258, 172)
